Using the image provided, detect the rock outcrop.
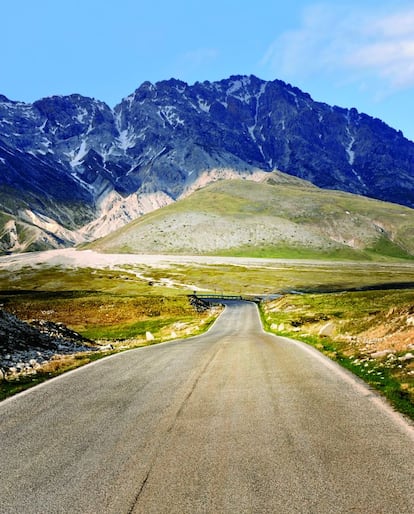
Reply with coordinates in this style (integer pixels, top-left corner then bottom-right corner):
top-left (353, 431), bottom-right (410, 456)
top-left (0, 309), bottom-right (95, 379)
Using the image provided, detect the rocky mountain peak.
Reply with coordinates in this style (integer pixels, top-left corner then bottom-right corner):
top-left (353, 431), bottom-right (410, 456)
top-left (0, 94), bottom-right (14, 103)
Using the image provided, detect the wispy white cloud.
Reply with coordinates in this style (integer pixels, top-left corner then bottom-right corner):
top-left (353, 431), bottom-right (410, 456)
top-left (260, 2), bottom-right (414, 97)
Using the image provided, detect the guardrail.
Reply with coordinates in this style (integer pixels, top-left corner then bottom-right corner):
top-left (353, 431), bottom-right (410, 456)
top-left (188, 294), bottom-right (282, 304)
top-left (193, 294), bottom-right (243, 300)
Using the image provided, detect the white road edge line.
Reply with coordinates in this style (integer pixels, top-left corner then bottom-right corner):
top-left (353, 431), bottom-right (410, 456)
top-left (255, 302), bottom-right (414, 440)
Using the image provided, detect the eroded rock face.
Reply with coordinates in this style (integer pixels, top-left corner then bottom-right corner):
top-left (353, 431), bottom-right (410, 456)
top-left (1, 75), bottom-right (414, 253)
top-left (0, 309), bottom-right (94, 378)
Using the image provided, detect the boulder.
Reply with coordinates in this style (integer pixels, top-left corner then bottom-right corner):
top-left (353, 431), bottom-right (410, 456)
top-left (371, 350), bottom-right (392, 359)
top-left (318, 322), bottom-right (335, 337)
top-left (398, 353), bottom-right (414, 362)
top-left (406, 316), bottom-right (414, 326)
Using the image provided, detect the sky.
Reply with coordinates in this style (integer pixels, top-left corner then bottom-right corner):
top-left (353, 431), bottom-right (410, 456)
top-left (2, 0), bottom-right (414, 140)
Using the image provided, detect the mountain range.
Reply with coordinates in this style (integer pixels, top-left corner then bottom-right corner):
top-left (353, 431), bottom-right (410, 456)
top-left (1, 74), bottom-right (414, 254)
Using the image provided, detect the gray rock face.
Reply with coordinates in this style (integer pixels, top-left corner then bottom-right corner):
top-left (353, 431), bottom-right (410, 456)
top-left (1, 75), bottom-right (414, 252)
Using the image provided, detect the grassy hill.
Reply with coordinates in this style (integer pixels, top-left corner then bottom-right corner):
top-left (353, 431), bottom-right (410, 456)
top-left (86, 171), bottom-right (414, 261)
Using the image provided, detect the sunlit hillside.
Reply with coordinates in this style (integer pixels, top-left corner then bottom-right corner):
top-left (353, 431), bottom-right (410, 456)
top-left (87, 172), bottom-right (414, 261)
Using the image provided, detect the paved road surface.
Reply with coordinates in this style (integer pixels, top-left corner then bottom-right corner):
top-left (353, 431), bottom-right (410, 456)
top-left (1, 301), bottom-right (413, 513)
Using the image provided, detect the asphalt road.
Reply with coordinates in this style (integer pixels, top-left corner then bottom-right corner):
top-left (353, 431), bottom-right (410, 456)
top-left (1, 301), bottom-right (413, 513)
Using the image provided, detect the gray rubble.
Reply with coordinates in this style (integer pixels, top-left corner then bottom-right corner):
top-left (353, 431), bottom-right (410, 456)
top-left (0, 309), bottom-right (96, 379)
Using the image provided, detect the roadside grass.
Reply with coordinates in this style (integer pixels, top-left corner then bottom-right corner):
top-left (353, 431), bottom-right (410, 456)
top-left (0, 351), bottom-right (114, 402)
top-left (286, 331), bottom-right (414, 421)
top-left (0, 266), bottom-right (220, 400)
top-left (80, 314), bottom-right (203, 341)
top-left (260, 290), bottom-right (414, 420)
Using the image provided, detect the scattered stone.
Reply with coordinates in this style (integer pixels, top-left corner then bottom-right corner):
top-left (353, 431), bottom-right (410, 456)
top-left (271, 322), bottom-right (285, 331)
top-left (371, 350), bottom-right (392, 359)
top-left (98, 344), bottom-right (114, 351)
top-left (398, 353), bottom-right (414, 362)
top-left (406, 316), bottom-right (414, 326)
top-left (146, 331), bottom-right (155, 341)
top-left (318, 322), bottom-right (335, 337)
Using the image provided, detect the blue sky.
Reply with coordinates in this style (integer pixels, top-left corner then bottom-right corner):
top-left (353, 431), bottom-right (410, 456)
top-left (2, 0), bottom-right (414, 140)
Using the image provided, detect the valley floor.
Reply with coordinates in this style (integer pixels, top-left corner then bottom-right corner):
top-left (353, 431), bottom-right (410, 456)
top-left (1, 248), bottom-right (414, 417)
